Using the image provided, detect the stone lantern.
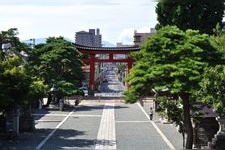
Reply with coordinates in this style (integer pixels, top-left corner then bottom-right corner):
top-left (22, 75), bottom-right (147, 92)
top-left (49, 85), bottom-right (59, 108)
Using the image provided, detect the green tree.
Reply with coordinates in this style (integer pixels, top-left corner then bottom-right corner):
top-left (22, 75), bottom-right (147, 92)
top-left (27, 37), bottom-right (84, 97)
top-left (210, 31), bottom-right (225, 58)
top-left (0, 28), bottom-right (34, 112)
top-left (0, 28), bottom-right (47, 133)
top-left (156, 2), bottom-right (225, 35)
top-left (0, 56), bottom-right (31, 112)
top-left (196, 65), bottom-right (225, 117)
top-left (0, 28), bottom-right (29, 61)
top-left (116, 63), bottom-right (126, 73)
top-left (125, 26), bottom-right (224, 149)
top-left (26, 79), bottom-right (48, 107)
top-left (205, 32), bottom-right (225, 116)
top-left (0, 28), bottom-right (42, 102)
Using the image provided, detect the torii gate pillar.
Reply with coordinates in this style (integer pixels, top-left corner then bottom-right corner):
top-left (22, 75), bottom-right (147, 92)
top-left (127, 58), bottom-right (133, 74)
top-left (89, 54), bottom-right (95, 95)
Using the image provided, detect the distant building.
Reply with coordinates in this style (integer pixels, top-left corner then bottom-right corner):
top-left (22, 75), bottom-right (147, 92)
top-left (133, 28), bottom-right (156, 46)
top-left (116, 42), bottom-right (133, 47)
top-left (75, 28), bottom-right (102, 47)
top-left (115, 43), bottom-right (132, 60)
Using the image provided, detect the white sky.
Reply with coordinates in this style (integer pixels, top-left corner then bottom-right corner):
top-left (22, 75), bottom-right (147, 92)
top-left (0, 0), bottom-right (158, 45)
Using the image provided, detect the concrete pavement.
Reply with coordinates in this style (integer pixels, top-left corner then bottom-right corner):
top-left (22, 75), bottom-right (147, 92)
top-left (0, 98), bottom-right (183, 150)
top-left (142, 99), bottom-right (183, 149)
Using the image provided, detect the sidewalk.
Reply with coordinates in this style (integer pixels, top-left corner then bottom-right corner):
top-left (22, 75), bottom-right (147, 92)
top-left (142, 100), bottom-right (183, 149)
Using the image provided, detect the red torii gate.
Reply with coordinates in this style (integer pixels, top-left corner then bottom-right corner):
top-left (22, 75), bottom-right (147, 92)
top-left (74, 43), bottom-right (140, 94)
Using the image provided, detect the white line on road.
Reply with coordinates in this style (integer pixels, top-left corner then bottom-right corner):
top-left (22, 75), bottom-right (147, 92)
top-left (137, 102), bottom-right (175, 149)
top-left (32, 114), bottom-right (70, 117)
top-left (33, 114), bottom-right (101, 117)
top-left (71, 114), bottom-right (102, 117)
top-left (36, 120), bottom-right (61, 122)
top-left (116, 120), bottom-right (150, 123)
top-left (35, 109), bottom-right (74, 149)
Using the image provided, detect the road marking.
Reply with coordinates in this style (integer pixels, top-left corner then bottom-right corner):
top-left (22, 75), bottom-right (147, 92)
top-left (35, 109), bottom-right (74, 149)
top-left (36, 120), bottom-right (61, 122)
top-left (137, 103), bottom-right (175, 149)
top-left (71, 114), bottom-right (102, 117)
top-left (32, 114), bottom-right (69, 117)
top-left (95, 103), bottom-right (116, 149)
top-left (116, 120), bottom-right (150, 123)
top-left (33, 114), bottom-right (101, 117)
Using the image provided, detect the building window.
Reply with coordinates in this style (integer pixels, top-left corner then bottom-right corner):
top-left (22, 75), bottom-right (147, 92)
top-left (134, 35), bottom-right (141, 42)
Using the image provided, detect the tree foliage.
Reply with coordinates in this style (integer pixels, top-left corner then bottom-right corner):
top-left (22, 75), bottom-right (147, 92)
top-left (156, 95), bottom-right (183, 123)
top-left (0, 28), bottom-right (47, 112)
top-left (0, 57), bottom-right (31, 111)
top-left (125, 26), bottom-right (224, 149)
top-left (195, 31), bottom-right (225, 117)
top-left (116, 63), bottom-right (126, 73)
top-left (210, 31), bottom-right (225, 59)
top-left (126, 26), bottom-right (223, 101)
top-left (27, 37), bottom-right (84, 96)
top-left (0, 28), bottom-right (30, 61)
top-left (196, 65), bottom-right (225, 117)
top-left (156, 2), bottom-right (225, 35)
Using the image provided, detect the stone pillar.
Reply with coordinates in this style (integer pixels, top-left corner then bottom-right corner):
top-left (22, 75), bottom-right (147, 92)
top-left (13, 108), bottom-right (20, 136)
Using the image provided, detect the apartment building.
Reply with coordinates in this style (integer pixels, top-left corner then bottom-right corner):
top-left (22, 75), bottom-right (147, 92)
top-left (75, 28), bottom-right (102, 47)
top-left (133, 28), bottom-right (156, 46)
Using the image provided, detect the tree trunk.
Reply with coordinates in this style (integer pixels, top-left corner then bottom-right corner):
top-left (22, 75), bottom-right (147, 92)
top-left (180, 93), bottom-right (193, 149)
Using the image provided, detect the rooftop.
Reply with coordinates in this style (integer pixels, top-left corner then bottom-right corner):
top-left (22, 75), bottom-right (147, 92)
top-left (74, 43), bottom-right (140, 51)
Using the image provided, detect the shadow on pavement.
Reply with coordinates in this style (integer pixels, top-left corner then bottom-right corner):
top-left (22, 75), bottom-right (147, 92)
top-left (76, 104), bottom-right (128, 112)
top-left (48, 138), bottom-right (96, 149)
top-left (31, 107), bottom-right (74, 123)
top-left (0, 128), bottom-right (95, 149)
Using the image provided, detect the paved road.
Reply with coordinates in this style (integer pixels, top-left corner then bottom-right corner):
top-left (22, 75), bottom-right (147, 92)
top-left (0, 70), bottom-right (183, 150)
top-left (1, 100), bottom-right (182, 150)
top-left (95, 70), bottom-right (124, 97)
